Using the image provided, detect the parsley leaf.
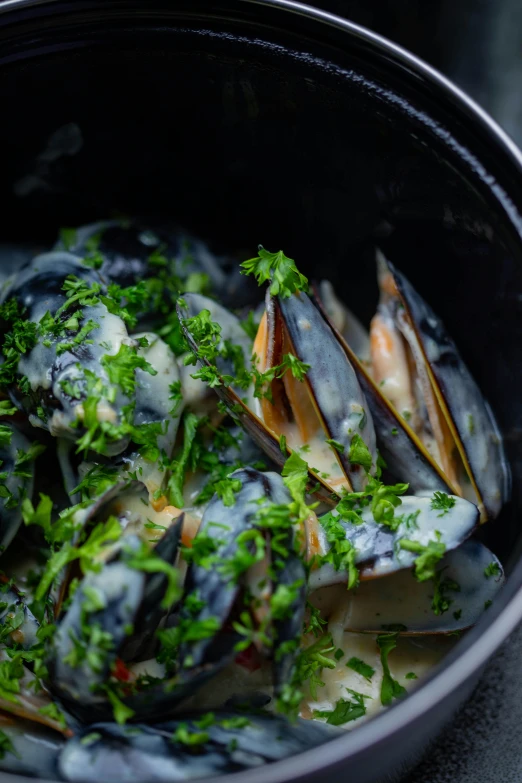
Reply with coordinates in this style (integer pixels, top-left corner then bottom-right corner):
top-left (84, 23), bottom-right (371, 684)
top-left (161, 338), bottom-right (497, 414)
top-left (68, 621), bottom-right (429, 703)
top-left (314, 689), bottom-right (369, 725)
top-left (376, 633), bottom-right (407, 706)
top-left (213, 477), bottom-right (242, 507)
top-left (101, 343), bottom-right (157, 396)
top-left (430, 491), bottom-right (456, 516)
top-left (398, 534), bottom-right (447, 582)
top-left (346, 656), bottom-right (375, 681)
top-left (348, 434), bottom-right (372, 473)
top-left (167, 412), bottom-right (202, 507)
top-left (431, 569), bottom-right (460, 615)
top-left (484, 561), bottom-right (502, 579)
top-left (318, 512), bottom-right (359, 590)
top-left (240, 246), bottom-right (309, 298)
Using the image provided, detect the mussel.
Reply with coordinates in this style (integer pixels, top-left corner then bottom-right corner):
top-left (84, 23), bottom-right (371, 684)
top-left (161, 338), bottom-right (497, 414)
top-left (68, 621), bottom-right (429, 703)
top-left (55, 220), bottom-right (250, 308)
top-left (308, 492), bottom-right (479, 587)
top-left (0, 423), bottom-right (37, 553)
top-left (178, 291), bottom-right (378, 499)
top-left (0, 716), bottom-right (64, 780)
top-left (102, 468), bottom-right (306, 724)
top-left (368, 252), bottom-right (509, 521)
top-left (0, 252), bottom-right (132, 453)
top-left (340, 539), bottom-right (504, 634)
top-left (0, 577), bottom-right (39, 648)
top-left (48, 519), bottom-right (183, 719)
top-left (58, 713), bottom-right (342, 783)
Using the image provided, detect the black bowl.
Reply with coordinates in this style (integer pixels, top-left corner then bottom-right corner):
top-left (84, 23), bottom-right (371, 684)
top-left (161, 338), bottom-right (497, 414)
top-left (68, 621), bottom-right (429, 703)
top-left (1, 1), bottom-right (522, 782)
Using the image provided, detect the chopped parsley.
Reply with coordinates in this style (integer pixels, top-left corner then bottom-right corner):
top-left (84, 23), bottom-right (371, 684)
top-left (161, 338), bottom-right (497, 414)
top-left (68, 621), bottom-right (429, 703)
top-left (314, 689), bottom-right (370, 725)
top-left (376, 632), bottom-right (407, 706)
top-left (167, 412), bottom-right (203, 507)
top-left (431, 570), bottom-right (460, 615)
top-left (240, 246), bottom-right (309, 298)
top-left (430, 491), bottom-right (456, 516)
top-left (101, 343), bottom-right (157, 396)
top-left (398, 533), bottom-right (446, 582)
top-left (484, 561), bottom-right (501, 579)
top-left (346, 656), bottom-right (375, 681)
top-left (317, 512), bottom-right (359, 589)
top-left (326, 439), bottom-right (345, 455)
top-left (348, 433), bottom-right (372, 472)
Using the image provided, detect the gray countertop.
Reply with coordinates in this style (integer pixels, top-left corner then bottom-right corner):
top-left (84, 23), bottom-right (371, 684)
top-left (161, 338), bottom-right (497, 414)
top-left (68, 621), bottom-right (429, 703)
top-left (406, 623), bottom-right (522, 781)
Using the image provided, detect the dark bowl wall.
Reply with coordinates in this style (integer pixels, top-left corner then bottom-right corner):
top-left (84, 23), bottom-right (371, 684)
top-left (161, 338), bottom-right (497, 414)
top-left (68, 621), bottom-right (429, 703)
top-left (0, 2), bottom-right (522, 782)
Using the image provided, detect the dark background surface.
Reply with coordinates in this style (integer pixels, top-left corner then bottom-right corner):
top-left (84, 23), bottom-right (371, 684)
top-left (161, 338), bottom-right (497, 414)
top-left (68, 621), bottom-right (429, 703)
top-left (307, 2), bottom-right (522, 780)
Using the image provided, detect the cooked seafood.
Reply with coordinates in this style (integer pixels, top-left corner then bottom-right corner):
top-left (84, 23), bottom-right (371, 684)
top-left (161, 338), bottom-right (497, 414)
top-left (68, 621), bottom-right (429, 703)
top-left (0, 231), bottom-right (507, 781)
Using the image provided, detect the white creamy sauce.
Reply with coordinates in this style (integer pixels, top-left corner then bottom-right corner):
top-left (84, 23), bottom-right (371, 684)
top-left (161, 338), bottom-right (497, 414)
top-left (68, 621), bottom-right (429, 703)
top-left (303, 632), bottom-right (452, 726)
top-left (103, 488), bottom-right (181, 544)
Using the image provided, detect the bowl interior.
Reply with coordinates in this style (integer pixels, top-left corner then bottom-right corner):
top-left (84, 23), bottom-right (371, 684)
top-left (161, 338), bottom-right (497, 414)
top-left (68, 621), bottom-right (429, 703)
top-left (0, 3), bottom-right (521, 779)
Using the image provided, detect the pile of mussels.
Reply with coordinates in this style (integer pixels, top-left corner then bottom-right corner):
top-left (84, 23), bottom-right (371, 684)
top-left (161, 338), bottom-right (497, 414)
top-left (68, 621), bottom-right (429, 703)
top-left (0, 221), bottom-right (509, 782)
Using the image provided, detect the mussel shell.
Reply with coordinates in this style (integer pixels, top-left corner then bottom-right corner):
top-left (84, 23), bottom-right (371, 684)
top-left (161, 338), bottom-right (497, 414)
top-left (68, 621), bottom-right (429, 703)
top-left (119, 514), bottom-right (184, 663)
top-left (50, 557), bottom-right (148, 707)
top-left (318, 280), bottom-right (371, 363)
top-left (272, 533), bottom-right (307, 694)
top-left (312, 284), bottom-right (453, 496)
top-left (0, 717), bottom-right (64, 780)
top-left (277, 291), bottom-right (377, 492)
top-left (1, 252), bottom-right (131, 453)
top-left (309, 493), bottom-right (479, 588)
top-left (0, 425), bottom-right (36, 553)
top-left (0, 579), bottom-right (39, 649)
top-left (178, 468), bottom-right (291, 675)
top-left (0, 650), bottom-right (72, 736)
top-left (386, 258), bottom-right (510, 521)
top-left (177, 295), bottom-right (340, 503)
top-left (50, 521), bottom-right (182, 715)
top-left (56, 220), bottom-right (248, 306)
top-left (342, 539), bottom-right (503, 634)
top-left (58, 714), bottom-right (342, 783)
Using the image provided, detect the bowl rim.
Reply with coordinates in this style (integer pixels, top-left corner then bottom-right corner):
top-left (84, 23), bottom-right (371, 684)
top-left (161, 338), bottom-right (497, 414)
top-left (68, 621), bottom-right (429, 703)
top-left (1, 1), bottom-right (522, 782)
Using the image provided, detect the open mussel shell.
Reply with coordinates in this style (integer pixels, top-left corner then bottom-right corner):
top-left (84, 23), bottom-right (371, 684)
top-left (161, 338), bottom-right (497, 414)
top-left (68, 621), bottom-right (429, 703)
top-left (120, 513), bottom-right (184, 662)
top-left (58, 713), bottom-right (342, 783)
top-left (53, 478), bottom-right (183, 619)
top-left (49, 521), bottom-right (183, 718)
top-left (0, 715), bottom-right (65, 779)
top-left (0, 651), bottom-right (73, 736)
top-left (340, 539), bottom-right (504, 634)
top-left (271, 526), bottom-right (307, 695)
top-left (276, 290), bottom-right (378, 492)
top-left (0, 577), bottom-right (39, 649)
top-left (55, 220), bottom-right (247, 306)
top-left (311, 284), bottom-right (454, 496)
top-left (380, 254), bottom-right (510, 521)
top-left (178, 468), bottom-right (302, 678)
top-left (0, 424), bottom-right (36, 553)
top-left (1, 252), bottom-right (131, 453)
top-left (308, 493), bottom-right (479, 589)
top-left (177, 294), bottom-right (333, 502)
top-left (114, 469), bottom-right (305, 723)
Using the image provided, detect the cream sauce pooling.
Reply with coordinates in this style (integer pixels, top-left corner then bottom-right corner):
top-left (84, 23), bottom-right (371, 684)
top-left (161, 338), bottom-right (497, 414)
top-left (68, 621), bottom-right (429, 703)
top-left (303, 632), bottom-right (453, 727)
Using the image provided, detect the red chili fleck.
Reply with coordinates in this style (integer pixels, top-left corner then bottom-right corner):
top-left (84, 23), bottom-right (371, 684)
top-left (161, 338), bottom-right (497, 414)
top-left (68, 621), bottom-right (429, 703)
top-left (113, 658), bottom-right (132, 682)
top-left (235, 645), bottom-right (262, 672)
